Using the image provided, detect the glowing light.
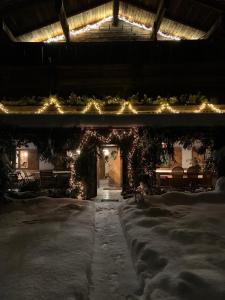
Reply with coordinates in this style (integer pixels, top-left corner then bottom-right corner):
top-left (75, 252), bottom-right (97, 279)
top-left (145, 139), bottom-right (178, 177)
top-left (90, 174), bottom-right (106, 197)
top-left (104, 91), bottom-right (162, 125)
top-left (194, 102), bottom-right (224, 114)
top-left (156, 103), bottom-right (179, 114)
top-left (127, 128), bottom-right (140, 187)
top-left (103, 148), bottom-right (109, 156)
top-left (45, 16), bottom-right (113, 43)
top-left (36, 97), bottom-right (64, 114)
top-left (75, 128), bottom-right (136, 195)
top-left (45, 15), bottom-right (181, 43)
top-left (118, 16), bottom-right (181, 41)
top-left (76, 149), bottom-right (81, 155)
top-left (0, 103), bottom-right (9, 114)
top-left (22, 151), bottom-right (28, 158)
top-left (82, 101), bottom-right (102, 114)
top-left (117, 101), bottom-right (138, 115)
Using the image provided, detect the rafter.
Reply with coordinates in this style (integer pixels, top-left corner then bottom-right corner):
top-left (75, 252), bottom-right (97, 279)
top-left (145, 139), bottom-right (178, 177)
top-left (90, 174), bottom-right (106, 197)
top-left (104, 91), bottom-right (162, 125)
top-left (0, 0), bottom-right (40, 13)
top-left (55, 0), bottom-right (70, 42)
top-left (0, 18), bottom-right (17, 41)
top-left (192, 0), bottom-right (225, 12)
top-left (201, 16), bottom-right (223, 39)
top-left (150, 0), bottom-right (168, 40)
top-left (112, 0), bottom-right (119, 26)
top-left (16, 0), bottom-right (110, 38)
top-left (123, 0), bottom-right (205, 34)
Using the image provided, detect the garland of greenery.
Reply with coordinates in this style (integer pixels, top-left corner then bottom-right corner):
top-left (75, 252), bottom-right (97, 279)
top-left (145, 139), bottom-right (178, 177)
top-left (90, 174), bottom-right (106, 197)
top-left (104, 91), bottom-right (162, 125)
top-left (1, 93), bottom-right (217, 106)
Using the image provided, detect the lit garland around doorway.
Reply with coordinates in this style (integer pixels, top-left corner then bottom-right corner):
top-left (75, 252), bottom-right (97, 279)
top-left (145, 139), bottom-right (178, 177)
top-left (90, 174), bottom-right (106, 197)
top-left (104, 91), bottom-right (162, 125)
top-left (127, 128), bottom-right (140, 187)
top-left (35, 97), bottom-right (64, 114)
top-left (71, 128), bottom-right (139, 198)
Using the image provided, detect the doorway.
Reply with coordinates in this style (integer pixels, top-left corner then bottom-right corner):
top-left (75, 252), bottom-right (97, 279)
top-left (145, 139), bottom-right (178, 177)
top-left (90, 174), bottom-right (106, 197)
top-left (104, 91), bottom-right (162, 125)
top-left (97, 145), bottom-right (122, 197)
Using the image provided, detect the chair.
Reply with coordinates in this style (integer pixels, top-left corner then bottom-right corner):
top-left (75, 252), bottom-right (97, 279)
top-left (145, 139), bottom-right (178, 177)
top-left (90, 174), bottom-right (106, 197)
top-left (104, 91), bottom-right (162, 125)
top-left (187, 166), bottom-right (200, 179)
top-left (22, 170), bottom-right (35, 182)
top-left (170, 166), bottom-right (185, 191)
top-left (40, 170), bottom-right (55, 189)
top-left (8, 172), bottom-right (19, 190)
top-left (171, 166), bottom-right (184, 178)
top-left (187, 166), bottom-right (200, 191)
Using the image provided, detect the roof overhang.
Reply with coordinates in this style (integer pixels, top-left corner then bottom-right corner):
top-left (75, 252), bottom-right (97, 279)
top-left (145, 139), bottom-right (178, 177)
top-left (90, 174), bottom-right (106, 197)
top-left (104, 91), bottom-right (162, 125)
top-left (1, 113), bottom-right (225, 128)
top-left (17, 1), bottom-right (205, 42)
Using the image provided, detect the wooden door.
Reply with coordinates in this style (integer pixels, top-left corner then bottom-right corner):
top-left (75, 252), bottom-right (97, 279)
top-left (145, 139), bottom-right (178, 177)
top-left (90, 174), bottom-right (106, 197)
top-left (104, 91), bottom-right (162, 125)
top-left (86, 147), bottom-right (97, 199)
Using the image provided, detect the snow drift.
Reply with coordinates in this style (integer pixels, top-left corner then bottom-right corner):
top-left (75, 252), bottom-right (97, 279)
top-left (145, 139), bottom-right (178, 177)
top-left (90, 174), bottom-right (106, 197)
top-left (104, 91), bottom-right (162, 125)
top-left (0, 197), bottom-right (95, 300)
top-left (119, 178), bottom-right (225, 300)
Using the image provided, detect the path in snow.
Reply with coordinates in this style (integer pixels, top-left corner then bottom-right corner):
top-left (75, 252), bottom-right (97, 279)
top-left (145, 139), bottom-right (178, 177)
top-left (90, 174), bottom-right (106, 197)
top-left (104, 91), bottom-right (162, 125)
top-left (89, 196), bottom-right (140, 300)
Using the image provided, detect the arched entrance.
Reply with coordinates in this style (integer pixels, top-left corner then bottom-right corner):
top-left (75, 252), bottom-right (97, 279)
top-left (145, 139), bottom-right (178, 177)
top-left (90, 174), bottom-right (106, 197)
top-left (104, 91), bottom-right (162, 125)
top-left (73, 128), bottom-right (139, 199)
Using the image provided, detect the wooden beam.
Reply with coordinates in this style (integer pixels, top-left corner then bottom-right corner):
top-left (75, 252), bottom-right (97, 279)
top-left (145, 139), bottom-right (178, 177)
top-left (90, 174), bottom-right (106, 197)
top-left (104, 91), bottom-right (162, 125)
top-left (16, 0), bottom-right (110, 37)
top-left (0, 0), bottom-right (31, 12)
top-left (112, 0), bottom-right (119, 26)
top-left (201, 16), bottom-right (223, 39)
top-left (123, 0), bottom-right (205, 33)
top-left (0, 18), bottom-right (17, 42)
top-left (150, 0), bottom-right (168, 41)
top-left (192, 0), bottom-right (225, 12)
top-left (55, 0), bottom-right (70, 42)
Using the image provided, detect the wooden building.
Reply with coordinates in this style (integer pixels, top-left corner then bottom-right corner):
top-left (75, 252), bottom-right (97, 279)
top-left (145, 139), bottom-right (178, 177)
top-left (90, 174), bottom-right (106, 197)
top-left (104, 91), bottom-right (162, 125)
top-left (1, 0), bottom-right (225, 197)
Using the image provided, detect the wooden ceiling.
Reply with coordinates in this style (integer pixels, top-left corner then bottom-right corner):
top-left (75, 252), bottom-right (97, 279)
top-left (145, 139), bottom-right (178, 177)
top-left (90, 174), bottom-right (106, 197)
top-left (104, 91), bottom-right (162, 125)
top-left (1, 0), bottom-right (224, 42)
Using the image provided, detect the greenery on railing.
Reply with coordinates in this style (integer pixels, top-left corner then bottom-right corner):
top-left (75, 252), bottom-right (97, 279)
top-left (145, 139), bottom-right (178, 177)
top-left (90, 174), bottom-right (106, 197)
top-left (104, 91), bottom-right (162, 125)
top-left (1, 92), bottom-right (217, 106)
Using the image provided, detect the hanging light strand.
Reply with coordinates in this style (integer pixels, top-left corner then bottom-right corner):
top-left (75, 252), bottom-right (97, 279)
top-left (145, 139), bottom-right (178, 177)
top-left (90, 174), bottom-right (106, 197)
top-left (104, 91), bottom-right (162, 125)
top-left (127, 128), bottom-right (140, 187)
top-left (82, 101), bottom-right (102, 114)
top-left (117, 101), bottom-right (138, 115)
top-left (194, 102), bottom-right (224, 114)
top-left (156, 103), bottom-right (179, 114)
top-left (36, 97), bottom-right (64, 114)
top-left (0, 103), bottom-right (9, 114)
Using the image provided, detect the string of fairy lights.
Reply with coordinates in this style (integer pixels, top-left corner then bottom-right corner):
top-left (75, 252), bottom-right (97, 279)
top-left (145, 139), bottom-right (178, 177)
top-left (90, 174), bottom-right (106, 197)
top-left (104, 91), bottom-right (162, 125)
top-left (44, 15), bottom-right (181, 43)
top-left (0, 103), bottom-right (9, 114)
top-left (35, 97), bottom-right (64, 114)
top-left (68, 128), bottom-right (137, 198)
top-left (0, 97), bottom-right (224, 115)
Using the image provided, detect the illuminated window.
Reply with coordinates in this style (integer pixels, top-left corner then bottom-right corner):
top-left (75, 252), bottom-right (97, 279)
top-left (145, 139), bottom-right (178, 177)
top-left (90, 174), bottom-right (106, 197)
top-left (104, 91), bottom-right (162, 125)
top-left (16, 150), bottom-right (29, 169)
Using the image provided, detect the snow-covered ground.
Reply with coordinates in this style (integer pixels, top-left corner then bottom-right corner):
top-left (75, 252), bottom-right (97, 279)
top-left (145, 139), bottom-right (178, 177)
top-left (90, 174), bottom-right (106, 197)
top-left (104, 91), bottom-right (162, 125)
top-left (119, 198), bottom-right (225, 300)
top-left (0, 197), bottom-right (95, 300)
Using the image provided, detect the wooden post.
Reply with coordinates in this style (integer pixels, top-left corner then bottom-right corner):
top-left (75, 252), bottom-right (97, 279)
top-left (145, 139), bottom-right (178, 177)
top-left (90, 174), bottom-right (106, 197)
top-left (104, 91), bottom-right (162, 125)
top-left (150, 0), bottom-right (168, 41)
top-left (86, 146), bottom-right (97, 199)
top-left (55, 0), bottom-right (70, 42)
top-left (113, 0), bottom-right (119, 26)
top-left (121, 149), bottom-right (129, 196)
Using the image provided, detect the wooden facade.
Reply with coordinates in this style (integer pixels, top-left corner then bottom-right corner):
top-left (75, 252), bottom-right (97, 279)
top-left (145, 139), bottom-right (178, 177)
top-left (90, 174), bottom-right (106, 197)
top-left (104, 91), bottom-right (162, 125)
top-left (1, 41), bottom-right (225, 100)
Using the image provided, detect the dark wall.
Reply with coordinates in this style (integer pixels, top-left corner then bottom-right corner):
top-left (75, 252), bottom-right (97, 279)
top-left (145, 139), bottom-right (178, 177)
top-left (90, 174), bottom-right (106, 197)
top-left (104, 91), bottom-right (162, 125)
top-left (0, 41), bottom-right (225, 100)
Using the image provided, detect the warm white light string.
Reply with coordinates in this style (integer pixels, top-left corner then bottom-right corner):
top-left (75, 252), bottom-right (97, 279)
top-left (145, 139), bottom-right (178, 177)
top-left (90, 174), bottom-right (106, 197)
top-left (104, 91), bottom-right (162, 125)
top-left (117, 101), bottom-right (138, 114)
top-left (35, 97), bottom-right (64, 114)
top-left (45, 16), bottom-right (113, 43)
top-left (0, 103), bottom-right (9, 114)
top-left (45, 14), bottom-right (181, 43)
top-left (82, 101), bottom-right (102, 114)
top-left (156, 103), bottom-right (179, 114)
top-left (118, 16), bottom-right (181, 41)
top-left (1, 97), bottom-right (225, 114)
top-left (194, 102), bottom-right (224, 114)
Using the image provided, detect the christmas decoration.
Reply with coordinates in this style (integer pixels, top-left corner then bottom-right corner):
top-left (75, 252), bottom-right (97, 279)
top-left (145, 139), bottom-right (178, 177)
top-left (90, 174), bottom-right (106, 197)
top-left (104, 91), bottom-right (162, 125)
top-left (35, 96), bottom-right (64, 114)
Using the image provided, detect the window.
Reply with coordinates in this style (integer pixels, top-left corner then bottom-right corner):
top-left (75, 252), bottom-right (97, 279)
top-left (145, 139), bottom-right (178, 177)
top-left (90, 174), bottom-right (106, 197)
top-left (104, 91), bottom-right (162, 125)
top-left (16, 150), bottom-right (29, 169)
